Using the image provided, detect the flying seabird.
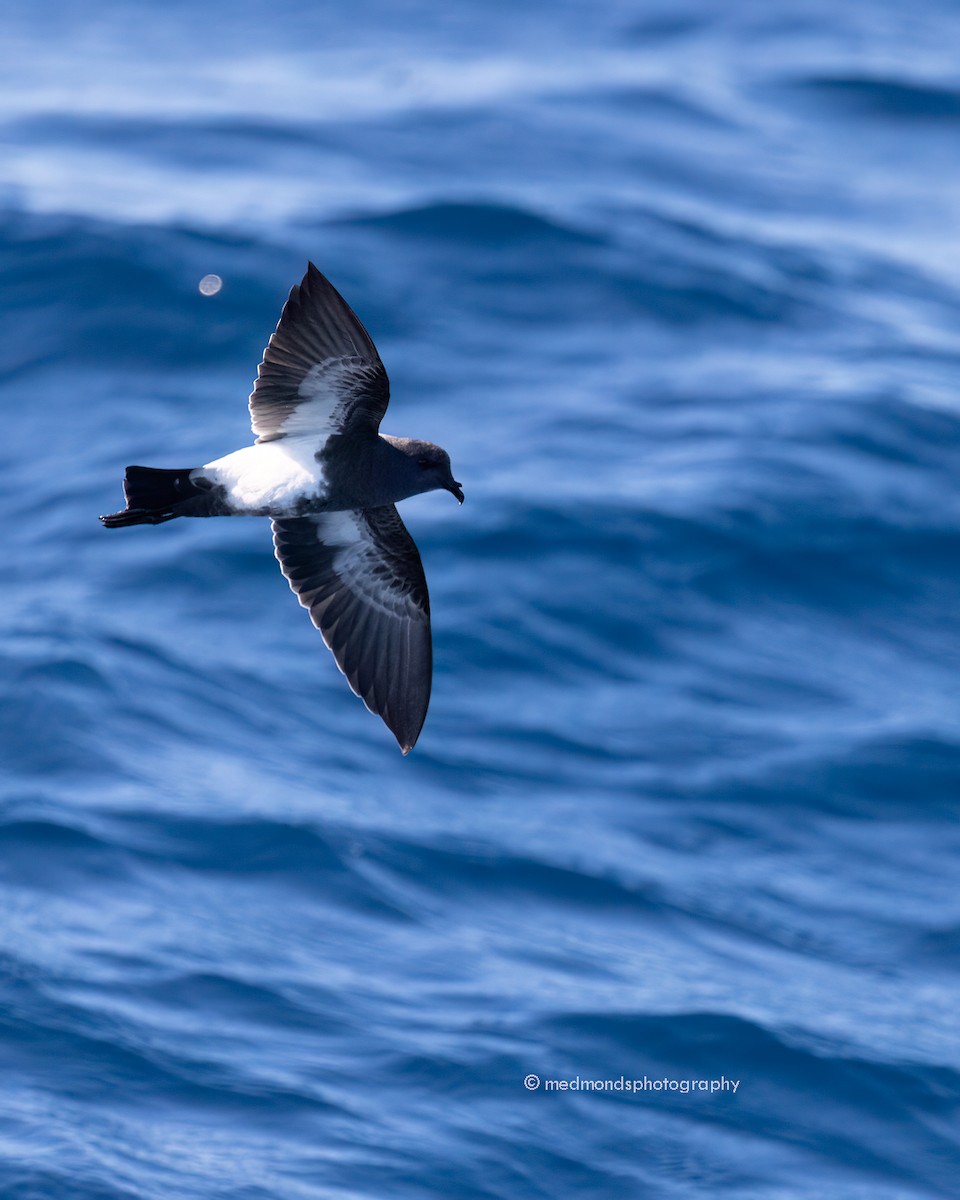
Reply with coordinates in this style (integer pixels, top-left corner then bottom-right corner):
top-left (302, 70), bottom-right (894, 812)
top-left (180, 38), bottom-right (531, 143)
top-left (101, 263), bottom-right (463, 754)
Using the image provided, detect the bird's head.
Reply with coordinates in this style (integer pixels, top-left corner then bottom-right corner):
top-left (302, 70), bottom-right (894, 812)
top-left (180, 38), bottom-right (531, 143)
top-left (394, 439), bottom-right (464, 504)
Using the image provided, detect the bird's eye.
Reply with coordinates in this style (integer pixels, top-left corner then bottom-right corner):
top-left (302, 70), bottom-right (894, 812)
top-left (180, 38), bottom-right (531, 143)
top-left (417, 460), bottom-right (432, 470)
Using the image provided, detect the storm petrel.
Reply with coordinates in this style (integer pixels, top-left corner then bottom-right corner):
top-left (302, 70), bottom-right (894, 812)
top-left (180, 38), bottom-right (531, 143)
top-left (101, 264), bottom-right (463, 754)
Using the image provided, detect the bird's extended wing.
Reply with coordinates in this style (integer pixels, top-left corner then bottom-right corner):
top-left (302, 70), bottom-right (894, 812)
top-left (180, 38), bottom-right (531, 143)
top-left (250, 263), bottom-right (390, 444)
top-left (272, 507), bottom-right (432, 753)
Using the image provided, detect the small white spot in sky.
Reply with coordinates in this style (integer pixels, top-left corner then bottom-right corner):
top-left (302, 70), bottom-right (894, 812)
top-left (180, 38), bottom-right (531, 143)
top-left (199, 274), bottom-right (222, 296)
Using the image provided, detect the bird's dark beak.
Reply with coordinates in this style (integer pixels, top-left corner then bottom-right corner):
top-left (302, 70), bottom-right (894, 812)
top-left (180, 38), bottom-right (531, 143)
top-left (446, 480), bottom-right (464, 504)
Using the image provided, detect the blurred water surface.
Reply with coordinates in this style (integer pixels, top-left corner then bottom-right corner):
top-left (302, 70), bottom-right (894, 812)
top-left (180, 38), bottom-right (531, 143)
top-left (2, 1), bottom-right (960, 1196)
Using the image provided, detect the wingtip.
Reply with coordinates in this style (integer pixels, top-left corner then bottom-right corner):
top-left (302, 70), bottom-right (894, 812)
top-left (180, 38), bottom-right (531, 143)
top-left (300, 261), bottom-right (333, 302)
top-left (398, 732), bottom-right (420, 755)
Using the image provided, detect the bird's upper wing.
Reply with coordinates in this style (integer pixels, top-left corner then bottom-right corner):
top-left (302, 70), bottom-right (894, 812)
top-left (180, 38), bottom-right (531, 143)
top-left (272, 506), bottom-right (432, 754)
top-left (249, 263), bottom-right (390, 444)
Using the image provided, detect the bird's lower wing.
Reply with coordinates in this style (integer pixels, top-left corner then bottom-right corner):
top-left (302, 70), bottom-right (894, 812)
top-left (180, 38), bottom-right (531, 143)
top-left (272, 507), bottom-right (432, 753)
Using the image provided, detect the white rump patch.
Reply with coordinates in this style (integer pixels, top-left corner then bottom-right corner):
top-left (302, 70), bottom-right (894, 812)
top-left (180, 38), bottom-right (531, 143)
top-left (204, 437), bottom-right (328, 514)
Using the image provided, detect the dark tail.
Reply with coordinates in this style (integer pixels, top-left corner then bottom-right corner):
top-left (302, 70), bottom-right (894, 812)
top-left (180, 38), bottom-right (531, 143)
top-left (100, 466), bottom-right (204, 528)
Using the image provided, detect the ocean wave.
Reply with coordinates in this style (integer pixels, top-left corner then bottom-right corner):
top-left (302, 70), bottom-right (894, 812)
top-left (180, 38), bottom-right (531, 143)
top-left (333, 199), bottom-right (604, 247)
top-left (790, 74), bottom-right (960, 121)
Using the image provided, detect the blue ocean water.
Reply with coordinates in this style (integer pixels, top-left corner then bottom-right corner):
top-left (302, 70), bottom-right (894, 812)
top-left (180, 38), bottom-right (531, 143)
top-left (3, 0), bottom-right (960, 1195)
